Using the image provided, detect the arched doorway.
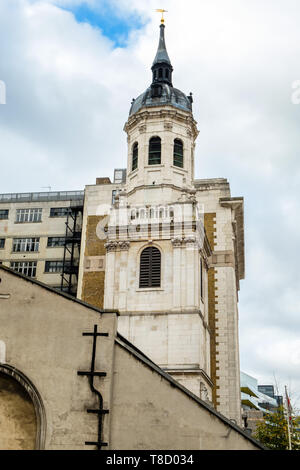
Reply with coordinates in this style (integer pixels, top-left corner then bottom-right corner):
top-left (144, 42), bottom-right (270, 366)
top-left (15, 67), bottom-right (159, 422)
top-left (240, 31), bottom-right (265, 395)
top-left (0, 365), bottom-right (46, 449)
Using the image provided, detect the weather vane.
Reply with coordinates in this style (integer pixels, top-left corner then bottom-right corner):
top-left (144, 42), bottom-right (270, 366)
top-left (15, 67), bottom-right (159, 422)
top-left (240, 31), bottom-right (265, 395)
top-left (155, 9), bottom-right (168, 24)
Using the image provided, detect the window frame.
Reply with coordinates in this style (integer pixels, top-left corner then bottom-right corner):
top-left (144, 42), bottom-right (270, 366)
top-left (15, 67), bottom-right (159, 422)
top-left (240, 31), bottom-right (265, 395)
top-left (13, 237), bottom-right (40, 253)
top-left (139, 246), bottom-right (162, 289)
top-left (49, 207), bottom-right (71, 218)
top-left (47, 237), bottom-right (66, 248)
top-left (0, 209), bottom-right (9, 220)
top-left (45, 260), bottom-right (65, 273)
top-left (148, 136), bottom-right (162, 165)
top-left (10, 261), bottom-right (37, 277)
top-left (15, 208), bottom-right (42, 223)
top-left (173, 138), bottom-right (184, 168)
top-left (132, 142), bottom-right (138, 171)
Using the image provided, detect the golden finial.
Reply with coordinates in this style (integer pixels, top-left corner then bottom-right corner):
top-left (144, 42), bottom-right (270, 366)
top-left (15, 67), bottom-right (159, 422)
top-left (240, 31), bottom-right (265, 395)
top-left (155, 9), bottom-right (168, 24)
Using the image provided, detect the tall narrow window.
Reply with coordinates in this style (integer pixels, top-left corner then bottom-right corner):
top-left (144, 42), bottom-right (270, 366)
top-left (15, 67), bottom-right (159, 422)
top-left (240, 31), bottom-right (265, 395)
top-left (173, 139), bottom-right (184, 168)
top-left (139, 246), bottom-right (161, 288)
top-left (148, 137), bottom-right (161, 165)
top-left (132, 142), bottom-right (138, 171)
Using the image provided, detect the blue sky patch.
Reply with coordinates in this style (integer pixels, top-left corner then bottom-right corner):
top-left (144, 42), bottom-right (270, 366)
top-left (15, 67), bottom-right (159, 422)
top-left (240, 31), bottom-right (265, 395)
top-left (59, 2), bottom-right (146, 47)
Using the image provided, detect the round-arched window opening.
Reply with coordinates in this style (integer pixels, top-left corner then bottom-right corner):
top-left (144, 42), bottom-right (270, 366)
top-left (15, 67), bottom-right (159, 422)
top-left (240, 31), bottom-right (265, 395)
top-left (148, 136), bottom-right (161, 165)
top-left (173, 139), bottom-right (184, 168)
top-left (139, 246), bottom-right (161, 288)
top-left (0, 365), bottom-right (46, 450)
top-left (132, 142), bottom-right (138, 171)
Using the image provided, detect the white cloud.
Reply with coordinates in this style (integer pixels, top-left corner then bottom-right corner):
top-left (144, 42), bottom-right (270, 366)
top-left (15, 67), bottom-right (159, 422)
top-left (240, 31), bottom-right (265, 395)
top-left (1, 0), bottom-right (300, 404)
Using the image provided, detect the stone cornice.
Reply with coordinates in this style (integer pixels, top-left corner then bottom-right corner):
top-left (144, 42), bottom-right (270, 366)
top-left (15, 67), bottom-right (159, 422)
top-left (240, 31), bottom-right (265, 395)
top-left (164, 367), bottom-right (214, 389)
top-left (104, 241), bottom-right (130, 252)
top-left (124, 107), bottom-right (199, 140)
top-left (126, 182), bottom-right (193, 198)
top-left (194, 178), bottom-right (230, 193)
top-left (171, 234), bottom-right (212, 263)
top-left (219, 197), bottom-right (245, 283)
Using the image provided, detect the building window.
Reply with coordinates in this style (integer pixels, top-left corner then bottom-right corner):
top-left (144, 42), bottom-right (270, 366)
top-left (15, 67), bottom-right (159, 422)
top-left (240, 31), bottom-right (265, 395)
top-left (47, 237), bottom-right (66, 247)
top-left (173, 139), bottom-right (184, 168)
top-left (16, 208), bottom-right (42, 223)
top-left (0, 209), bottom-right (9, 220)
top-left (112, 189), bottom-right (120, 205)
top-left (0, 239), bottom-right (5, 249)
top-left (139, 246), bottom-right (161, 288)
top-left (132, 142), bottom-right (138, 171)
top-left (114, 169), bottom-right (126, 184)
top-left (11, 261), bottom-right (37, 277)
top-left (148, 137), bottom-right (161, 165)
top-left (13, 238), bottom-right (40, 252)
top-left (49, 207), bottom-right (70, 217)
top-left (45, 260), bottom-right (65, 273)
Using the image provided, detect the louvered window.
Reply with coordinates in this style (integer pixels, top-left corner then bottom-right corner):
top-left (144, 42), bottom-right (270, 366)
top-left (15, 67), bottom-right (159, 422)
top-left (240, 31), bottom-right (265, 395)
top-left (148, 137), bottom-right (161, 165)
top-left (139, 247), bottom-right (161, 288)
top-left (173, 139), bottom-right (184, 168)
top-left (132, 142), bottom-right (138, 171)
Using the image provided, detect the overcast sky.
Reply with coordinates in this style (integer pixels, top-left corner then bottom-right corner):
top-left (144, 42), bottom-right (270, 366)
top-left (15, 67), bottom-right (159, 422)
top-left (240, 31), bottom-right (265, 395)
top-left (1, 0), bottom-right (300, 408)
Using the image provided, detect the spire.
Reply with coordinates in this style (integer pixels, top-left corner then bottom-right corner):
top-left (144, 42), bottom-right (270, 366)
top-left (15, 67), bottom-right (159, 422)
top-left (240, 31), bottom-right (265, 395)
top-left (151, 23), bottom-right (173, 87)
top-left (152, 24), bottom-right (171, 66)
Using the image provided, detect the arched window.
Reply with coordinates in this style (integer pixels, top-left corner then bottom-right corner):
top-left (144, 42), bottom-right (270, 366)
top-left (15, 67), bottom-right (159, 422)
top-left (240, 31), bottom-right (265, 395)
top-left (0, 364), bottom-right (46, 449)
top-left (165, 69), bottom-right (169, 79)
top-left (158, 68), bottom-right (163, 78)
top-left (132, 142), bottom-right (138, 171)
top-left (173, 139), bottom-right (184, 168)
top-left (148, 136), bottom-right (161, 165)
top-left (139, 246), bottom-right (161, 288)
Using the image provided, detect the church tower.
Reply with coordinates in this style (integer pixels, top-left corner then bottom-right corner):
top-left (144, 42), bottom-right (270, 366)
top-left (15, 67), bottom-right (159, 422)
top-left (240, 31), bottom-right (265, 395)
top-left (78, 20), bottom-right (245, 426)
top-left (103, 21), bottom-right (213, 404)
top-left (125, 22), bottom-right (197, 193)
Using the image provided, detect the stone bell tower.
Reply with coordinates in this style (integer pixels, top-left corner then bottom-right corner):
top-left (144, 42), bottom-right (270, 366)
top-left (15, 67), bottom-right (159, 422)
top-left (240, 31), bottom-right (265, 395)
top-left (125, 22), bottom-right (198, 193)
top-left (103, 21), bottom-right (213, 403)
top-left (78, 19), bottom-right (244, 427)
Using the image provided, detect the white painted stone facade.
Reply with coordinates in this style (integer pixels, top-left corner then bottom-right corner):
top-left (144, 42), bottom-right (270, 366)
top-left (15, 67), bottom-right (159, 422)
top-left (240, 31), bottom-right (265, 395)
top-left (77, 96), bottom-right (245, 427)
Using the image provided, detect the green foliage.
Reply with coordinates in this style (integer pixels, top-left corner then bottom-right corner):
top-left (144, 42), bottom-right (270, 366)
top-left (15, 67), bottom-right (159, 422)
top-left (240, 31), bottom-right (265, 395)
top-left (254, 406), bottom-right (300, 450)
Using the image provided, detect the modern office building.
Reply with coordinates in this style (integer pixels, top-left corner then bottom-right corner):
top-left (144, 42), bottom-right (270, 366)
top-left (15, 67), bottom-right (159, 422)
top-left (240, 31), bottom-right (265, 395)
top-left (257, 384), bottom-right (283, 408)
top-left (0, 190), bottom-right (84, 295)
top-left (241, 371), bottom-right (283, 434)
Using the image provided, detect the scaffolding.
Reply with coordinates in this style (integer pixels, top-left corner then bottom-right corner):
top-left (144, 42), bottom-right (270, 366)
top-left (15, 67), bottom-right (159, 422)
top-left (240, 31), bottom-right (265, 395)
top-left (60, 203), bottom-right (83, 296)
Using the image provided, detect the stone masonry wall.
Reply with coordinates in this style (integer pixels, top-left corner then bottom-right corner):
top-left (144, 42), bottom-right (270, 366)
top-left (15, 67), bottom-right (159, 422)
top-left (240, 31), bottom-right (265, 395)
top-left (81, 215), bottom-right (106, 309)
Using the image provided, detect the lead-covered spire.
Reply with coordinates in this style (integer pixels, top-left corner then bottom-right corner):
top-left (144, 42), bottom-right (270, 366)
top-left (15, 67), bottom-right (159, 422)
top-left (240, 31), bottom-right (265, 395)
top-left (151, 23), bottom-right (173, 87)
